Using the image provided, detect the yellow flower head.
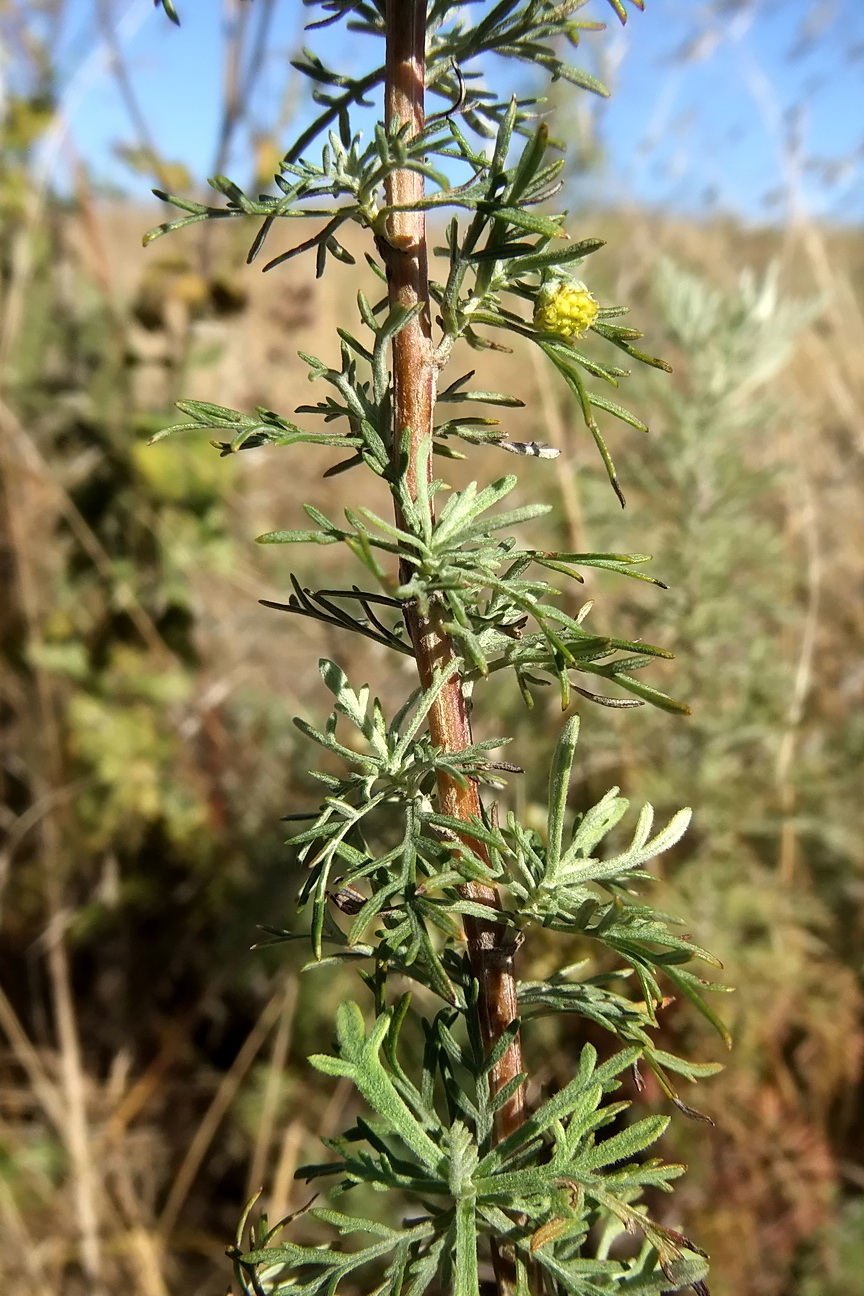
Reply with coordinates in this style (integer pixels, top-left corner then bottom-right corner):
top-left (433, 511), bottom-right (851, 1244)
top-left (533, 278), bottom-right (599, 340)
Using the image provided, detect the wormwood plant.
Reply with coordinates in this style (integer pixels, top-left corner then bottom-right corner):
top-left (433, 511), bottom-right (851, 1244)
top-left (148, 2), bottom-right (725, 1293)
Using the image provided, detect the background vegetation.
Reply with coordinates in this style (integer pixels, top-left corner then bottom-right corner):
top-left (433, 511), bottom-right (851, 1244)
top-left (1, 3), bottom-right (862, 1295)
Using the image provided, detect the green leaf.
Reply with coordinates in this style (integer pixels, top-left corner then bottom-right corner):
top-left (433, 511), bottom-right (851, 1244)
top-left (512, 237), bottom-right (605, 275)
top-left (608, 672), bottom-right (692, 715)
top-left (256, 529), bottom-right (338, 545)
top-left (663, 966), bottom-right (734, 1049)
top-left (312, 1002), bottom-right (444, 1171)
top-left (553, 63), bottom-right (610, 97)
top-left (154, 0), bottom-right (180, 26)
top-left (578, 1113), bottom-right (669, 1171)
top-left (454, 1197), bottom-right (479, 1296)
top-left (546, 716), bottom-right (580, 871)
top-left (484, 205), bottom-right (567, 238)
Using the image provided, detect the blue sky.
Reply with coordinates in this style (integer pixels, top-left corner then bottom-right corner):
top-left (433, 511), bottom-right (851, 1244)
top-left (44, 0), bottom-right (864, 222)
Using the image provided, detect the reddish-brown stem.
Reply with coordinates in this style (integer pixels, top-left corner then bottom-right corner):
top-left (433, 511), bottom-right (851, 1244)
top-left (382, 0), bottom-right (526, 1152)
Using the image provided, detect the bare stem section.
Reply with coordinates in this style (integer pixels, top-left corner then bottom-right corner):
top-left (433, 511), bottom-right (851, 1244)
top-left (382, 0), bottom-right (526, 1145)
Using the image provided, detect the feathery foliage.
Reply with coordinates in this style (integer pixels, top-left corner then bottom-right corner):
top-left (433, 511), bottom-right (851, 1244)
top-left (148, 3), bottom-right (719, 1293)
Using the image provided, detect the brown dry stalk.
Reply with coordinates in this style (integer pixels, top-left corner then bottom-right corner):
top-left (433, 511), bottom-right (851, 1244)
top-left (381, 0), bottom-right (526, 1149)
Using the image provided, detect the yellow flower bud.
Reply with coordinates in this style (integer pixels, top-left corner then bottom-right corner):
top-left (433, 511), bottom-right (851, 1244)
top-left (533, 279), bottom-right (599, 340)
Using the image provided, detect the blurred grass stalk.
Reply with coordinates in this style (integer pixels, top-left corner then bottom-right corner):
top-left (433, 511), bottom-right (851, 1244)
top-left (0, 3), bottom-right (300, 1293)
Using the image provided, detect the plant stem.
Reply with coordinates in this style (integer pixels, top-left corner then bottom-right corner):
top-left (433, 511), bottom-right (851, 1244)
top-left (382, 0), bottom-right (526, 1156)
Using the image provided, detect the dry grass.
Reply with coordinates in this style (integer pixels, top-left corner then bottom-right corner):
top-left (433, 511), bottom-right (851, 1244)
top-left (1, 191), bottom-right (863, 1296)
